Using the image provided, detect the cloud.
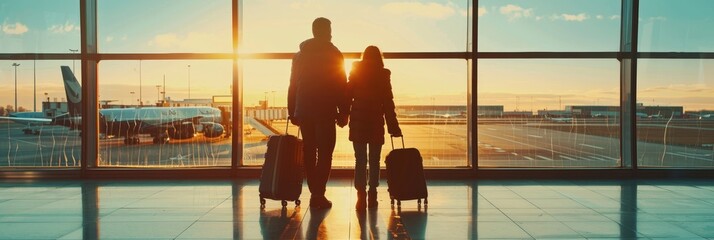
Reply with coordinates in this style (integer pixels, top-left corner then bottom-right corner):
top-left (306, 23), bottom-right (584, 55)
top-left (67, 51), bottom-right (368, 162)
top-left (106, 36), bottom-right (114, 42)
top-left (648, 16), bottom-right (667, 21)
top-left (478, 7), bottom-right (487, 17)
top-left (289, 1), bottom-right (325, 11)
top-left (460, 9), bottom-right (468, 17)
top-left (2, 22), bottom-right (29, 35)
top-left (499, 4), bottom-right (533, 20)
top-left (121, 35), bottom-right (128, 41)
top-left (561, 13), bottom-right (589, 22)
top-left (148, 32), bottom-right (229, 52)
top-left (149, 33), bottom-right (179, 48)
top-left (381, 2), bottom-right (456, 20)
top-left (596, 15), bottom-right (604, 20)
top-left (48, 21), bottom-right (79, 34)
top-left (610, 15), bottom-right (620, 20)
top-left (641, 84), bottom-right (711, 93)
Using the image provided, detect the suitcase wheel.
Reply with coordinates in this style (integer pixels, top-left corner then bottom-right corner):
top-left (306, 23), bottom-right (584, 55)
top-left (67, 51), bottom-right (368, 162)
top-left (295, 199), bottom-right (301, 206)
top-left (260, 198), bottom-right (266, 208)
top-left (281, 200), bottom-right (288, 207)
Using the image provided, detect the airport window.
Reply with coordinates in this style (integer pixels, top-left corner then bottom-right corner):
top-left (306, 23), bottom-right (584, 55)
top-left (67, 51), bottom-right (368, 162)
top-left (243, 59), bottom-right (468, 168)
top-left (3, 0), bottom-right (714, 174)
top-left (477, 0), bottom-right (621, 52)
top-left (477, 59), bottom-right (621, 168)
top-left (0, 0), bottom-right (80, 53)
top-left (97, 0), bottom-right (232, 53)
top-left (638, 0), bottom-right (714, 52)
top-left (241, 0), bottom-right (470, 53)
top-left (0, 60), bottom-right (83, 167)
top-left (636, 59), bottom-right (714, 168)
top-left (97, 60), bottom-right (232, 167)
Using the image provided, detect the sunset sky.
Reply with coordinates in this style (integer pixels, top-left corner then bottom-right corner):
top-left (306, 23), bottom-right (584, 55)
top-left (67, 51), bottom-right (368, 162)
top-left (1, 0), bottom-right (713, 111)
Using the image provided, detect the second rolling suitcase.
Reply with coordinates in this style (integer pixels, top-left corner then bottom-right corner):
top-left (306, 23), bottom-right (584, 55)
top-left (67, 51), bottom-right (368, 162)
top-left (385, 136), bottom-right (428, 207)
top-left (259, 122), bottom-right (304, 208)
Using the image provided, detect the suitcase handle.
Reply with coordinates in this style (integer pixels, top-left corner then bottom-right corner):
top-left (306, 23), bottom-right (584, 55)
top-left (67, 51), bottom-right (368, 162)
top-left (390, 136), bottom-right (405, 150)
top-left (285, 117), bottom-right (301, 138)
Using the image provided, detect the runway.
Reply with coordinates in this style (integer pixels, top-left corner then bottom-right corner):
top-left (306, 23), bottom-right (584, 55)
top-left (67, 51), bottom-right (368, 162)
top-left (1, 119), bottom-right (712, 168)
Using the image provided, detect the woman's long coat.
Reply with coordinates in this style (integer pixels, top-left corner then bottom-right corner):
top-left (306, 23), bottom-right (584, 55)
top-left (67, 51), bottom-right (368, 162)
top-left (347, 61), bottom-right (400, 145)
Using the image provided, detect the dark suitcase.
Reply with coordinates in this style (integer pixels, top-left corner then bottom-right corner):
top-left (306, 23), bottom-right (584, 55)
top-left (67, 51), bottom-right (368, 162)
top-left (259, 122), bottom-right (304, 208)
top-left (385, 136), bottom-right (428, 207)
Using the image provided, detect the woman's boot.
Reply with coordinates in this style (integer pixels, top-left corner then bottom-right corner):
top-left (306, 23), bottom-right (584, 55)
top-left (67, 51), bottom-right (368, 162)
top-left (356, 189), bottom-right (367, 210)
top-left (368, 188), bottom-right (378, 209)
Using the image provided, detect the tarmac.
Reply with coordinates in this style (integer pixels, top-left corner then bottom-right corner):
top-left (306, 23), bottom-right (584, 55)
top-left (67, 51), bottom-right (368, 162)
top-left (1, 118), bottom-right (712, 168)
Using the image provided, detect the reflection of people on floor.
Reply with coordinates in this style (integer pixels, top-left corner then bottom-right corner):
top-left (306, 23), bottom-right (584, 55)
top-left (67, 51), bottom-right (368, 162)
top-left (355, 210), bottom-right (382, 239)
top-left (388, 209), bottom-right (428, 239)
top-left (369, 210), bottom-right (381, 238)
top-left (306, 208), bottom-right (331, 239)
top-left (355, 210), bottom-right (368, 239)
top-left (259, 207), bottom-right (302, 239)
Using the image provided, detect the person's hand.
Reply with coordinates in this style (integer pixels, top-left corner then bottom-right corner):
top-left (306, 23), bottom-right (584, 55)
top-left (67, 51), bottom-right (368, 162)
top-left (289, 116), bottom-right (300, 126)
top-left (389, 128), bottom-right (402, 137)
top-left (336, 113), bottom-right (349, 128)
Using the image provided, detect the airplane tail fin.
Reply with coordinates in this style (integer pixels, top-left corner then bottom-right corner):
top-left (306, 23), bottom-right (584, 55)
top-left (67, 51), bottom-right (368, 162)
top-left (60, 66), bottom-right (82, 117)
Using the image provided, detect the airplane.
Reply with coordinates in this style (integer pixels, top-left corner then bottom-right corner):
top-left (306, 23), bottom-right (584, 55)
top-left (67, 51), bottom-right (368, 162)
top-left (544, 115), bottom-right (573, 123)
top-left (1, 66), bottom-right (227, 145)
top-left (3, 112), bottom-right (49, 135)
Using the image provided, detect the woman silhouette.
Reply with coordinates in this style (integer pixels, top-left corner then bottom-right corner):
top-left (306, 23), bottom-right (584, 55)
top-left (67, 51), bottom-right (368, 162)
top-left (347, 45), bottom-right (402, 210)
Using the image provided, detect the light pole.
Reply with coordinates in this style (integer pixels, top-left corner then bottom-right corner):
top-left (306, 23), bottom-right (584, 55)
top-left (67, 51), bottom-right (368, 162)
top-left (271, 91), bottom-right (276, 108)
top-left (69, 49), bottom-right (78, 73)
top-left (187, 64), bottom-right (191, 100)
top-left (162, 74), bottom-right (166, 104)
top-left (12, 63), bottom-right (20, 112)
top-left (44, 92), bottom-right (48, 116)
top-left (156, 85), bottom-right (161, 105)
top-left (139, 60), bottom-right (142, 106)
top-left (33, 59), bottom-right (36, 112)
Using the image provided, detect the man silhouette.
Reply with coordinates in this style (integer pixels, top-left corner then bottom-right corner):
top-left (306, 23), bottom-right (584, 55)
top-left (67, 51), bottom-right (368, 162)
top-left (288, 17), bottom-right (349, 209)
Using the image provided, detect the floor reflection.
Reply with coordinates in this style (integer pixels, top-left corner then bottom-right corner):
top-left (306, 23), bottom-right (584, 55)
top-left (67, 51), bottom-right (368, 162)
top-left (0, 179), bottom-right (713, 239)
top-left (259, 207), bottom-right (303, 239)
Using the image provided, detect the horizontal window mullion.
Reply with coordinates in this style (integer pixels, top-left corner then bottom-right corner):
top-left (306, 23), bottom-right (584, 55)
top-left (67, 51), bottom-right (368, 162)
top-left (98, 53), bottom-right (235, 60)
top-left (637, 52), bottom-right (714, 59)
top-left (477, 52), bottom-right (621, 59)
top-left (0, 54), bottom-right (80, 60)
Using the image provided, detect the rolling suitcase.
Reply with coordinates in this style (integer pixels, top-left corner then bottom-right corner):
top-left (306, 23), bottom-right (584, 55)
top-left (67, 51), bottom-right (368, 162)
top-left (385, 136), bottom-right (428, 207)
top-left (259, 121), bottom-right (303, 208)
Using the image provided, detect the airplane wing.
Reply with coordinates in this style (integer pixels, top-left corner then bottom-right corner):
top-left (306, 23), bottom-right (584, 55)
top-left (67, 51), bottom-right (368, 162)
top-left (0, 116), bottom-right (52, 123)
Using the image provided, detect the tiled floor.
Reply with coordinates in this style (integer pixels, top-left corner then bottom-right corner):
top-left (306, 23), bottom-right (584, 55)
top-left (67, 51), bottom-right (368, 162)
top-left (1, 179), bottom-right (714, 239)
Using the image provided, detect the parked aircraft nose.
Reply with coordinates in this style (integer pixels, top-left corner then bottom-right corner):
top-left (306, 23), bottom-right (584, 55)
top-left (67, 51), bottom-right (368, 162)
top-left (203, 123), bottom-right (225, 138)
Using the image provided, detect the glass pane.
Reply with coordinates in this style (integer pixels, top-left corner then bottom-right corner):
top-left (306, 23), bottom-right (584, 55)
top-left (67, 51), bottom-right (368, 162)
top-left (98, 60), bottom-right (232, 167)
top-left (98, 0), bottom-right (232, 53)
top-left (243, 59), bottom-right (468, 167)
top-left (241, 0), bottom-right (469, 53)
top-left (477, 59), bottom-right (620, 168)
top-left (0, 0), bottom-right (80, 53)
top-left (637, 59), bottom-right (714, 168)
top-left (639, 0), bottom-right (714, 52)
top-left (0, 60), bottom-right (82, 167)
top-left (478, 0), bottom-right (620, 52)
